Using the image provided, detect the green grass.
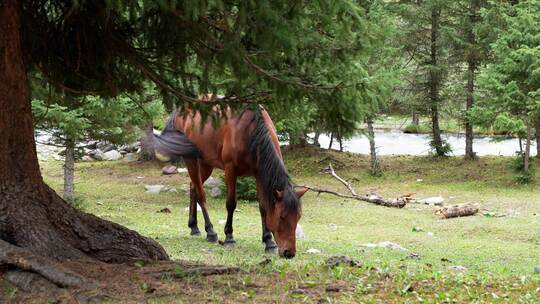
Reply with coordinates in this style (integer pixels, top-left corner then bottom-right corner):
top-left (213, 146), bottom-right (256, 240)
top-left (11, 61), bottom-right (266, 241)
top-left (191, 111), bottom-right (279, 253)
top-left (38, 147), bottom-right (540, 302)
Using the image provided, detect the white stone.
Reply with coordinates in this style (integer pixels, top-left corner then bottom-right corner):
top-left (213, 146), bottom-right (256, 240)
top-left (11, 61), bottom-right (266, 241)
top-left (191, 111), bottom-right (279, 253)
top-left (210, 187), bottom-right (222, 198)
top-left (204, 176), bottom-right (221, 189)
top-left (296, 224), bottom-right (305, 240)
top-left (145, 185), bottom-right (165, 194)
top-left (449, 265), bottom-right (467, 272)
top-left (177, 168), bottom-right (188, 173)
top-left (81, 155), bottom-right (94, 162)
top-left (218, 219), bottom-right (226, 225)
top-left (306, 248), bottom-right (321, 254)
top-left (92, 149), bottom-right (105, 161)
top-left (125, 153), bottom-right (137, 162)
top-left (102, 150), bottom-right (122, 161)
top-left (184, 206), bottom-right (202, 212)
top-left (328, 223), bottom-right (339, 230)
top-left (361, 241), bottom-right (407, 251)
top-left (417, 196), bottom-right (445, 206)
top-left (534, 266), bottom-right (540, 274)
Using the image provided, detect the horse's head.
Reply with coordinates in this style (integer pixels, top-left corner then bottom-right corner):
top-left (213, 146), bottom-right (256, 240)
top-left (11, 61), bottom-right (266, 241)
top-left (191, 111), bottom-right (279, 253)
top-left (265, 187), bottom-right (308, 258)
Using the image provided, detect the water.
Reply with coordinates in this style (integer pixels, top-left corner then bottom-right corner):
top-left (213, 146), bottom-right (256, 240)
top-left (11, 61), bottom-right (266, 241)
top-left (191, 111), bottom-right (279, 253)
top-left (316, 130), bottom-right (536, 157)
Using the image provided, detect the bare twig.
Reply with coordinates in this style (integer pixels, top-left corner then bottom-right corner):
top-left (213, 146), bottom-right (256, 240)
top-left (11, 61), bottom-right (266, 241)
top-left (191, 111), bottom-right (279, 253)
top-left (299, 164), bottom-right (410, 208)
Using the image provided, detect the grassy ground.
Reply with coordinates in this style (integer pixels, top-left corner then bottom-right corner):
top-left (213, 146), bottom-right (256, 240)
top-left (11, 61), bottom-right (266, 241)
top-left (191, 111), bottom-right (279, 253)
top-left (35, 147), bottom-right (539, 303)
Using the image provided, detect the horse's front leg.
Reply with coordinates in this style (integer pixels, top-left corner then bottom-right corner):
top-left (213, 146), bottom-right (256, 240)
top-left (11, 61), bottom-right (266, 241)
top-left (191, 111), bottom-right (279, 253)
top-left (223, 165), bottom-right (237, 248)
top-left (259, 206), bottom-right (278, 254)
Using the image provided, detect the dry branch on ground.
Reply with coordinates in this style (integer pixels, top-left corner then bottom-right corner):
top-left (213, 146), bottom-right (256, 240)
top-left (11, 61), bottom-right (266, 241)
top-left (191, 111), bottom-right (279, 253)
top-left (302, 164), bottom-right (410, 208)
top-left (435, 203), bottom-right (479, 219)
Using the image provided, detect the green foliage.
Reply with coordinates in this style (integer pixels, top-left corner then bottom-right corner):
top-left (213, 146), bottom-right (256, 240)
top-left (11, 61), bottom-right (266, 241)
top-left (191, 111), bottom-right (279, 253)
top-left (221, 176), bottom-right (258, 202)
top-left (32, 84), bottom-right (164, 149)
top-left (511, 153), bottom-right (535, 184)
top-left (429, 138), bottom-right (453, 156)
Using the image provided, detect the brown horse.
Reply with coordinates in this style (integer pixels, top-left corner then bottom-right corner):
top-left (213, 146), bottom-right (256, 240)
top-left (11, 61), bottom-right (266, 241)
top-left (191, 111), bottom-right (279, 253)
top-left (153, 100), bottom-right (307, 258)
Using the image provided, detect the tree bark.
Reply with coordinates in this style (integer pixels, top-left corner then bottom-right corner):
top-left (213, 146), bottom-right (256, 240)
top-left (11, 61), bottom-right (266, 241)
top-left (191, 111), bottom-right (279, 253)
top-left (139, 123), bottom-right (156, 161)
top-left (429, 8), bottom-right (444, 156)
top-left (412, 111), bottom-right (419, 126)
top-left (366, 118), bottom-right (379, 176)
top-left (63, 139), bottom-right (75, 203)
top-left (313, 130), bottom-right (321, 147)
top-left (435, 203), bottom-right (479, 219)
top-left (524, 122), bottom-right (531, 173)
top-left (464, 0), bottom-right (479, 160)
top-left (337, 133), bottom-right (343, 152)
top-left (535, 118), bottom-right (540, 161)
top-left (328, 132), bottom-right (334, 150)
top-left (0, 0), bottom-right (168, 284)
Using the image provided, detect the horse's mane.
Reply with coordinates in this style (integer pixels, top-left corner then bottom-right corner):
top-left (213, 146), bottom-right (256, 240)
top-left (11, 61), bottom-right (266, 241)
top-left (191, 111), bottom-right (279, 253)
top-left (247, 111), bottom-right (300, 212)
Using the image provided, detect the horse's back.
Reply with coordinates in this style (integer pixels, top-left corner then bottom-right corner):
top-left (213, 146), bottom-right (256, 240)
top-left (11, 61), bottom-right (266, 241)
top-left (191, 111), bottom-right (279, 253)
top-left (175, 108), bottom-right (279, 175)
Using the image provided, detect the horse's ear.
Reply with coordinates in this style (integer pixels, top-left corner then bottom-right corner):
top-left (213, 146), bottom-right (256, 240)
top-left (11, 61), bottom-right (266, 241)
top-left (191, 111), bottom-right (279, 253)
top-left (295, 187), bottom-right (309, 198)
top-left (273, 190), bottom-right (284, 201)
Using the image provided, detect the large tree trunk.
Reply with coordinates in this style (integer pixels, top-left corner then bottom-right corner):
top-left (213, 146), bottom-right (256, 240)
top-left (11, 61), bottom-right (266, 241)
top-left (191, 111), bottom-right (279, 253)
top-left (429, 8), bottom-right (444, 157)
top-left (366, 118), bottom-right (379, 176)
top-left (464, 0), bottom-right (479, 160)
top-left (0, 0), bottom-right (167, 289)
top-left (328, 132), bottom-right (334, 150)
top-left (412, 111), bottom-right (419, 126)
top-left (63, 139), bottom-right (75, 203)
top-left (139, 123), bottom-right (156, 161)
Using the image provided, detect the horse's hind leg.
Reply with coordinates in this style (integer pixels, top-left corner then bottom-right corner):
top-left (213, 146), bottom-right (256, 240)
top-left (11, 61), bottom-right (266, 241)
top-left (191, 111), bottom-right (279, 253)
top-left (223, 164), bottom-right (237, 248)
top-left (188, 183), bottom-right (201, 236)
top-left (186, 158), bottom-right (218, 242)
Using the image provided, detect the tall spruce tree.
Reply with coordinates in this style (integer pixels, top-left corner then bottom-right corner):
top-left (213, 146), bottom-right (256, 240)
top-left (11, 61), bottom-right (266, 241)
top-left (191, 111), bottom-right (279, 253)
top-left (0, 0), bottom-right (370, 292)
top-left (398, 0), bottom-right (452, 156)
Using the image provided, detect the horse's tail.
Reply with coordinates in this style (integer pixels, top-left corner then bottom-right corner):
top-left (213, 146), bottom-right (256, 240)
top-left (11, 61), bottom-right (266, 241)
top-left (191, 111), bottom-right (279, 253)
top-left (152, 113), bottom-right (199, 161)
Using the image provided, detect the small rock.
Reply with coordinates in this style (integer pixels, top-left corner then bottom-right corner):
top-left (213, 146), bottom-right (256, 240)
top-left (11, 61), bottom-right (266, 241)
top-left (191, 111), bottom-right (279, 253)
top-left (417, 196), bottom-right (444, 206)
top-left (125, 153), bottom-right (137, 162)
top-left (90, 149), bottom-right (105, 160)
top-left (97, 142), bottom-right (115, 153)
top-left (204, 177), bottom-right (221, 189)
top-left (408, 252), bottom-right (421, 260)
top-left (158, 208), bottom-right (171, 213)
top-left (534, 266), bottom-right (540, 274)
top-left (210, 187), bottom-right (222, 198)
top-left (361, 241), bottom-right (407, 251)
top-left (162, 165), bottom-right (177, 175)
top-left (145, 185), bottom-right (165, 194)
top-left (136, 176), bottom-right (145, 179)
top-left (328, 223), bottom-right (339, 230)
top-left (103, 150), bottom-right (122, 161)
top-left (218, 219), bottom-right (226, 225)
top-left (167, 187), bottom-right (177, 193)
top-left (306, 248), bottom-right (321, 254)
top-left (177, 168), bottom-right (188, 173)
top-left (416, 179), bottom-right (423, 182)
top-left (449, 265), bottom-right (467, 272)
top-left (427, 232), bottom-right (434, 237)
top-left (296, 224), bottom-right (305, 240)
top-left (326, 256), bottom-right (360, 268)
top-left (184, 206), bottom-right (202, 212)
top-left (81, 155), bottom-right (94, 162)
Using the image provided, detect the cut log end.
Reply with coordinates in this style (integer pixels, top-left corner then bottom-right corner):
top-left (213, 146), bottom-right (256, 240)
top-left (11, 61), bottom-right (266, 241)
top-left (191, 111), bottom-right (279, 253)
top-left (436, 204), bottom-right (479, 219)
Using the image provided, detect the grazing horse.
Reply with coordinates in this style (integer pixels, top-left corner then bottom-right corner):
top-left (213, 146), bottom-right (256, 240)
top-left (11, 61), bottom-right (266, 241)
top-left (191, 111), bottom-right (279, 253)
top-left (153, 98), bottom-right (308, 258)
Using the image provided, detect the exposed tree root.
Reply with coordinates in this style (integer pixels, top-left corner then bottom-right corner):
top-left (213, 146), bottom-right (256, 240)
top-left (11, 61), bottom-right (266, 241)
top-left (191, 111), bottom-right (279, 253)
top-left (0, 239), bottom-right (89, 288)
top-left (301, 164), bottom-right (410, 208)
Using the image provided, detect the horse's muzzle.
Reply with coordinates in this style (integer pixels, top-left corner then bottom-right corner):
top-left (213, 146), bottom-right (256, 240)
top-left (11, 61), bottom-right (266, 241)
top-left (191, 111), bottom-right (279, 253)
top-left (280, 249), bottom-right (295, 259)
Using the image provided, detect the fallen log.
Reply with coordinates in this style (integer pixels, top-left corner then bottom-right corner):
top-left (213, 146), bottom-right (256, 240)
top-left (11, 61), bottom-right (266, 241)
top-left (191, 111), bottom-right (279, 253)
top-left (300, 164), bottom-right (410, 208)
top-left (435, 203), bottom-right (479, 219)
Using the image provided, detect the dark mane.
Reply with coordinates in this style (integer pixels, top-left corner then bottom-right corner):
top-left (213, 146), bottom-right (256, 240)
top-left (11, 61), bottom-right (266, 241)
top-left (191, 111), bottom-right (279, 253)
top-left (247, 111), bottom-right (300, 212)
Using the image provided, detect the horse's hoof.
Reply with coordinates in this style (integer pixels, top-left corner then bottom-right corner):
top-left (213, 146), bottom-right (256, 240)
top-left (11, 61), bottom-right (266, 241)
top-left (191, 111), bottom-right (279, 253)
top-left (265, 246), bottom-right (278, 255)
top-left (190, 228), bottom-right (201, 236)
top-left (206, 233), bottom-right (218, 243)
top-left (224, 240), bottom-right (236, 249)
